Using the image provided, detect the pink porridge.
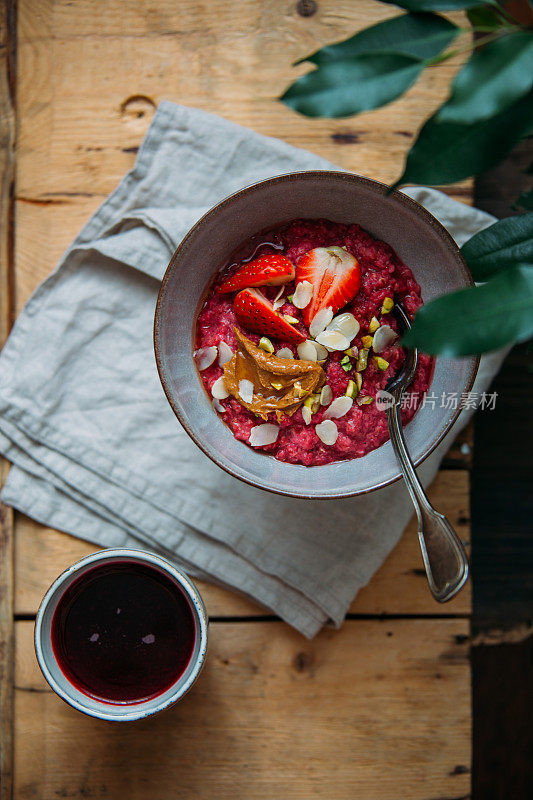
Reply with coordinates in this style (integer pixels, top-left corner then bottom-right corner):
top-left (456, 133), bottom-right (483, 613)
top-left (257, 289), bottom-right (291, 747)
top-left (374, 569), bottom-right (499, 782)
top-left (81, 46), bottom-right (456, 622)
top-left (195, 218), bottom-right (433, 466)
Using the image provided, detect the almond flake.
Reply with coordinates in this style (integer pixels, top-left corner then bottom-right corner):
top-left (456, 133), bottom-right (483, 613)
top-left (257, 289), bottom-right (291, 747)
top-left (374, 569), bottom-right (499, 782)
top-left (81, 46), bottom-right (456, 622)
top-left (292, 280), bottom-right (313, 309)
top-left (320, 385), bottom-right (333, 406)
top-left (302, 406), bottom-right (312, 425)
top-left (194, 346), bottom-right (217, 371)
top-left (272, 286), bottom-right (285, 310)
top-left (249, 424), bottom-right (279, 447)
top-left (315, 330), bottom-right (351, 351)
top-left (326, 312), bottom-right (360, 342)
top-left (324, 396), bottom-right (353, 419)
top-left (217, 341), bottom-right (233, 366)
top-left (211, 376), bottom-right (229, 399)
top-left (315, 419), bottom-right (338, 446)
top-left (297, 340), bottom-right (318, 362)
top-left (372, 324), bottom-right (398, 353)
top-left (276, 347), bottom-right (294, 359)
top-left (309, 307), bottom-right (334, 338)
top-left (238, 379), bottom-right (254, 404)
top-left (212, 398), bottom-right (226, 413)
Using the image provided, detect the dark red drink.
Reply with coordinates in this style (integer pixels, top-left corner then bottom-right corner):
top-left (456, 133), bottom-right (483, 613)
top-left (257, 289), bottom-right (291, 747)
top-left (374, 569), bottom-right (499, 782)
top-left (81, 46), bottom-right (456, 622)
top-left (51, 561), bottom-right (196, 704)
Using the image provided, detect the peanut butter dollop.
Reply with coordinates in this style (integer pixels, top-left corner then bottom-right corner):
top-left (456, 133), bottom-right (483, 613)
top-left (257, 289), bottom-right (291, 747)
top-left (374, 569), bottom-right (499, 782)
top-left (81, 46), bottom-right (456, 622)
top-left (223, 328), bottom-right (326, 421)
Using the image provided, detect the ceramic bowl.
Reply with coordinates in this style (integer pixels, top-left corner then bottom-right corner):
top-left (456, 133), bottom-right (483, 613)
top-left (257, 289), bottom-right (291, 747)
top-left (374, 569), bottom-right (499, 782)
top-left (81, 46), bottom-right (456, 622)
top-left (154, 171), bottom-right (478, 499)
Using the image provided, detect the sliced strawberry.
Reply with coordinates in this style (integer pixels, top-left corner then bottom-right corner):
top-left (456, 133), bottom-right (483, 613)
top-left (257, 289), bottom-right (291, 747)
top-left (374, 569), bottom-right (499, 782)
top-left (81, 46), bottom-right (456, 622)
top-left (217, 254), bottom-right (295, 294)
top-left (296, 246), bottom-right (361, 326)
top-left (234, 288), bottom-right (306, 344)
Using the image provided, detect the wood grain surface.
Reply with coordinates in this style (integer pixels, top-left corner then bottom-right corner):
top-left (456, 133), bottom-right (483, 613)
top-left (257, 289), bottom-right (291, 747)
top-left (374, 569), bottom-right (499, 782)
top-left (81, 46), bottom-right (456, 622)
top-left (15, 619), bottom-right (471, 800)
top-left (2, 1), bottom-right (476, 798)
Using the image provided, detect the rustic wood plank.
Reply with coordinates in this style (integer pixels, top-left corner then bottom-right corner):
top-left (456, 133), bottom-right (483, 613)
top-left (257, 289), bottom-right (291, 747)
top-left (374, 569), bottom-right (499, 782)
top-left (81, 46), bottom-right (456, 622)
top-left (14, 618), bottom-right (471, 800)
top-left (16, 0), bottom-right (472, 201)
top-left (15, 470), bottom-right (471, 617)
top-left (0, 0), bottom-right (16, 797)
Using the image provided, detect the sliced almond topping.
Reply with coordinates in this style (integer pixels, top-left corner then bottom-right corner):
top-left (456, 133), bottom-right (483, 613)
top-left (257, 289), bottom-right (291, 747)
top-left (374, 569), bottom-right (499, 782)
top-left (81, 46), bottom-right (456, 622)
top-left (315, 329), bottom-right (351, 351)
top-left (315, 419), bottom-right (338, 446)
top-left (212, 398), bottom-right (226, 413)
top-left (324, 396), bottom-right (353, 419)
top-left (272, 286), bottom-right (285, 311)
top-left (238, 379), bottom-right (254, 404)
top-left (292, 280), bottom-right (313, 309)
top-left (326, 312), bottom-right (360, 342)
top-left (372, 324), bottom-right (398, 353)
top-left (194, 346), bottom-right (217, 371)
top-left (217, 341), bottom-right (233, 366)
top-left (276, 347), bottom-right (294, 359)
top-left (302, 406), bottom-right (312, 425)
top-left (309, 307), bottom-right (333, 338)
top-left (297, 340), bottom-right (318, 362)
top-left (249, 423), bottom-right (279, 447)
top-left (211, 376), bottom-right (230, 399)
top-left (320, 385), bottom-right (333, 406)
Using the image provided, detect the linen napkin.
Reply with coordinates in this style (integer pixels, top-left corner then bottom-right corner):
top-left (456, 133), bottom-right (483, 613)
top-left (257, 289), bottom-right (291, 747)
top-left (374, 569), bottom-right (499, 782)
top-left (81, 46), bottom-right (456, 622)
top-left (0, 101), bottom-right (501, 637)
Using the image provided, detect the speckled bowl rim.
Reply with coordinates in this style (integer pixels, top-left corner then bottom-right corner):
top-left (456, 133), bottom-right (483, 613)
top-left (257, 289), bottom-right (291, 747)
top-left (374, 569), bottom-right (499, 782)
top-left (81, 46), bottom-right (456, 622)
top-left (154, 171), bottom-right (479, 499)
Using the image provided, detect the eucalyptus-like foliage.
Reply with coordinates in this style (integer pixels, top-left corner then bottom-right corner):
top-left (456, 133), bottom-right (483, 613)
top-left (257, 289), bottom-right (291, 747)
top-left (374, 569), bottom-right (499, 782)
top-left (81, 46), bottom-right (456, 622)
top-left (281, 1), bottom-right (533, 355)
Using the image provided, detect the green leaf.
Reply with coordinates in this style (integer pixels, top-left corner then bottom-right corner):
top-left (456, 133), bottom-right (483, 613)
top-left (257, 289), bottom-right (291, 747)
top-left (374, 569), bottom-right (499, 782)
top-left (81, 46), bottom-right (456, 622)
top-left (393, 89), bottom-right (533, 186)
top-left (301, 13), bottom-right (459, 65)
top-left (402, 265), bottom-right (533, 356)
top-left (466, 6), bottom-right (505, 30)
top-left (461, 212), bottom-right (533, 279)
top-left (281, 54), bottom-right (423, 118)
top-left (378, 1), bottom-right (497, 11)
top-left (437, 32), bottom-right (533, 124)
top-left (514, 188), bottom-right (533, 211)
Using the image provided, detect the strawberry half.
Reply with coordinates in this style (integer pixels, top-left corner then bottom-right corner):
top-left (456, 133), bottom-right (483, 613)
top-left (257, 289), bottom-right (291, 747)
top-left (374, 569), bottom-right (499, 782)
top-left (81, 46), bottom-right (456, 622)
top-left (217, 254), bottom-right (295, 294)
top-left (234, 288), bottom-right (306, 344)
top-left (296, 246), bottom-right (361, 326)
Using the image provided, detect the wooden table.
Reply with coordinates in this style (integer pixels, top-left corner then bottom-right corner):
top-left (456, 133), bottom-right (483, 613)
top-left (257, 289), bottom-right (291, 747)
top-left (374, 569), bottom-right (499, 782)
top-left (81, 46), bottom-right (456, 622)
top-left (1, 2), bottom-right (476, 798)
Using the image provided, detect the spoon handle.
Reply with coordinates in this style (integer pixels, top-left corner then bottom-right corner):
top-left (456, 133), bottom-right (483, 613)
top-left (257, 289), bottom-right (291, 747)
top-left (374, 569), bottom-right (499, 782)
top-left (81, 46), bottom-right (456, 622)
top-left (387, 399), bottom-right (469, 602)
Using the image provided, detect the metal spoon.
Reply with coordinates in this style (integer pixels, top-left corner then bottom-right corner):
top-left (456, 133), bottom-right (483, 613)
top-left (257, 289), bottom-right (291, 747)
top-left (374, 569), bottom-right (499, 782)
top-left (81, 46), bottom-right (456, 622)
top-left (384, 302), bottom-right (469, 602)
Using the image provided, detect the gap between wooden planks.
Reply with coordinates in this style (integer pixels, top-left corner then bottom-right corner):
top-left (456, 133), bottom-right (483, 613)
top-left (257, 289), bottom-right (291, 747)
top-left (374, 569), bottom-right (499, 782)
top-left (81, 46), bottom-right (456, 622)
top-left (14, 618), bottom-right (471, 800)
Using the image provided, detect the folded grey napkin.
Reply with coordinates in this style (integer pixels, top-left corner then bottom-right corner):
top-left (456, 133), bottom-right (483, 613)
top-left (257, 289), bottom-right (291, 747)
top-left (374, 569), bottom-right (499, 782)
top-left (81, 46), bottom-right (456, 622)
top-left (0, 101), bottom-right (501, 637)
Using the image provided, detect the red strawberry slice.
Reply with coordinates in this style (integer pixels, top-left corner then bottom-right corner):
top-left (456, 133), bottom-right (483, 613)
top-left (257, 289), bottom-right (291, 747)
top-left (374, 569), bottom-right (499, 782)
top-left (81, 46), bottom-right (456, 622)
top-left (217, 254), bottom-right (295, 294)
top-left (234, 288), bottom-right (306, 344)
top-left (296, 246), bottom-right (361, 326)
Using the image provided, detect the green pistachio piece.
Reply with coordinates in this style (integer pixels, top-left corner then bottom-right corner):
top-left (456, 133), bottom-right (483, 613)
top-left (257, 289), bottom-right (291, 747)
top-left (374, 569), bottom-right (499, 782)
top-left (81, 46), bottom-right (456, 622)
top-left (373, 356), bottom-right (389, 371)
top-left (259, 336), bottom-right (275, 354)
top-left (361, 335), bottom-right (373, 349)
top-left (368, 316), bottom-right (380, 333)
top-left (356, 348), bottom-right (369, 371)
top-left (381, 297), bottom-right (394, 314)
top-left (345, 379), bottom-right (359, 399)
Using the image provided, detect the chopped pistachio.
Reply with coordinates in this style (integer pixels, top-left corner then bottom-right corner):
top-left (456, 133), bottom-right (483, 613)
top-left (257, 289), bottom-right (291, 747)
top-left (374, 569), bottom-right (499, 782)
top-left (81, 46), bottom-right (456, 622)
top-left (355, 372), bottom-right (362, 390)
top-left (271, 381), bottom-right (283, 390)
top-left (283, 314), bottom-right (299, 324)
top-left (304, 394), bottom-right (320, 415)
top-left (381, 297), bottom-right (394, 314)
top-left (259, 336), bottom-right (274, 354)
top-left (361, 335), bottom-right (373, 349)
top-left (345, 379), bottom-right (359, 399)
top-left (287, 294), bottom-right (294, 303)
top-left (356, 348), bottom-right (369, 371)
top-left (344, 346), bottom-right (359, 358)
top-left (373, 356), bottom-right (389, 371)
top-left (342, 363), bottom-right (352, 372)
top-left (340, 355), bottom-right (351, 366)
top-left (368, 316), bottom-right (380, 334)
top-left (356, 395), bottom-right (373, 406)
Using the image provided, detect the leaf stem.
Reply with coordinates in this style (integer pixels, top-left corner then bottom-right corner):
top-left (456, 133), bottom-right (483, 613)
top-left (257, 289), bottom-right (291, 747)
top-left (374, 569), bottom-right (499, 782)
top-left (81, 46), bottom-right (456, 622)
top-left (425, 30), bottom-right (508, 67)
